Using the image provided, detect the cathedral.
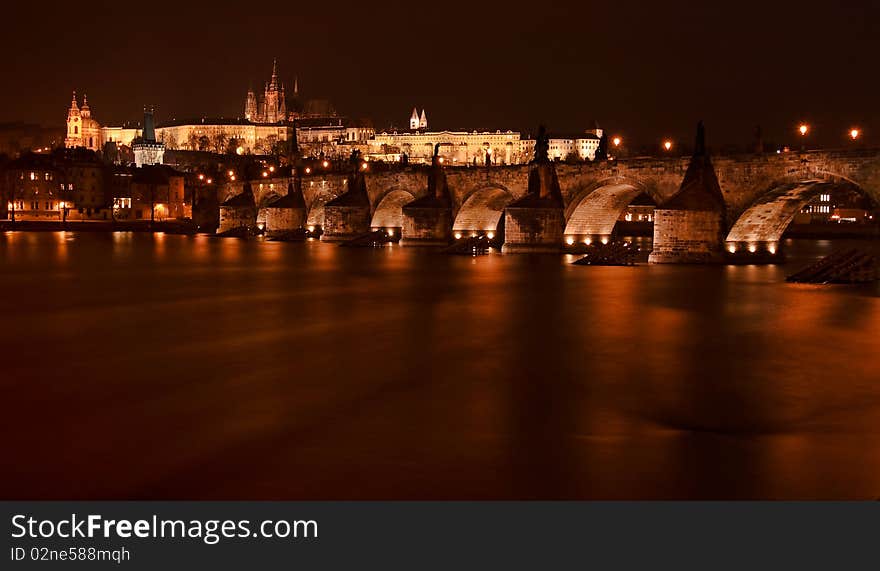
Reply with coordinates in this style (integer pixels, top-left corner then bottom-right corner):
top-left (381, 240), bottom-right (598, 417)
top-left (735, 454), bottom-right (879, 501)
top-left (244, 59), bottom-right (292, 124)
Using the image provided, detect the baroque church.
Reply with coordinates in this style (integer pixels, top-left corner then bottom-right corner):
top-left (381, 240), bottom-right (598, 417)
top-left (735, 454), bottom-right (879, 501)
top-left (64, 92), bottom-right (104, 151)
top-left (244, 59), bottom-right (295, 124)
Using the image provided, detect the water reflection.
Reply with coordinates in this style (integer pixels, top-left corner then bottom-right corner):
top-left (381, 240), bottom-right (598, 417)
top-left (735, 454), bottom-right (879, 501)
top-left (0, 233), bottom-right (878, 499)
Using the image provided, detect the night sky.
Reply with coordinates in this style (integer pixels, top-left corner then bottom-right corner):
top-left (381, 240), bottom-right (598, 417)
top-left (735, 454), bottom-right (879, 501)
top-left (3, 0), bottom-right (878, 148)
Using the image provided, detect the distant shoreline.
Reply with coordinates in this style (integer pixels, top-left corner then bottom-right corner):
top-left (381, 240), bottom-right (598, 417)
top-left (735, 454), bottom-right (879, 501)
top-left (0, 219), bottom-right (200, 234)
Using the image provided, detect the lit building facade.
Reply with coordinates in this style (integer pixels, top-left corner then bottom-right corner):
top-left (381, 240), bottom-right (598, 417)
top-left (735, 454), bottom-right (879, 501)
top-left (368, 129), bottom-right (527, 165)
top-left (2, 154), bottom-right (64, 220)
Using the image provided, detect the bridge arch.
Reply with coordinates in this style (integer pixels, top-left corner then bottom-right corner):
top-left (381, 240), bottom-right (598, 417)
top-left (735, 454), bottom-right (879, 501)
top-left (725, 178), bottom-right (871, 252)
top-left (452, 185), bottom-right (514, 236)
top-left (370, 188), bottom-right (416, 229)
top-left (563, 178), bottom-right (654, 239)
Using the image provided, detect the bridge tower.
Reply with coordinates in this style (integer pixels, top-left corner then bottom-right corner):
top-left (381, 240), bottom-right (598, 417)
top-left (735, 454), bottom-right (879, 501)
top-left (501, 126), bottom-right (566, 253)
top-left (649, 122), bottom-right (727, 263)
top-left (401, 144), bottom-right (453, 246)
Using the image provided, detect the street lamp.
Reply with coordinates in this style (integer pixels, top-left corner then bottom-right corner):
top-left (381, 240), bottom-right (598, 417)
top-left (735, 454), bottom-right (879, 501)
top-left (611, 136), bottom-right (622, 159)
top-left (798, 123), bottom-right (809, 151)
top-left (850, 128), bottom-right (860, 141)
top-left (663, 140), bottom-right (673, 152)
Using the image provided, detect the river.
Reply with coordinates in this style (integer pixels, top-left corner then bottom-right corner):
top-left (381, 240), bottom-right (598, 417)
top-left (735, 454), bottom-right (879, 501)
top-left (1, 232), bottom-right (878, 499)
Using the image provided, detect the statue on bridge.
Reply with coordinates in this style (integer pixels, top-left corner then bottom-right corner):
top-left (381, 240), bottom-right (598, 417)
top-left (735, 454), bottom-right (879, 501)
top-left (693, 120), bottom-right (706, 157)
top-left (533, 125), bottom-right (550, 164)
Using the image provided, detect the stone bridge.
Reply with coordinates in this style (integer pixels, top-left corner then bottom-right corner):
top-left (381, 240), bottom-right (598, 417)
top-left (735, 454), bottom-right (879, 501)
top-left (224, 148), bottom-right (880, 257)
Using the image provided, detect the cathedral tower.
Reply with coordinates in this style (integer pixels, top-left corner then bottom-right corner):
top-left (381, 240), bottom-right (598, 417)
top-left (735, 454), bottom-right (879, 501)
top-left (248, 59), bottom-right (287, 123)
top-left (410, 107), bottom-right (419, 130)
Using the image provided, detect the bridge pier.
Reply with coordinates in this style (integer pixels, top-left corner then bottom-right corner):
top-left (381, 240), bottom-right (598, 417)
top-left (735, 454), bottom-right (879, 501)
top-left (502, 203), bottom-right (564, 253)
top-left (322, 158), bottom-right (372, 242)
top-left (649, 123), bottom-right (727, 264)
top-left (401, 148), bottom-right (454, 246)
top-left (218, 182), bottom-right (257, 234)
top-left (501, 136), bottom-right (565, 253)
top-left (263, 181), bottom-right (306, 237)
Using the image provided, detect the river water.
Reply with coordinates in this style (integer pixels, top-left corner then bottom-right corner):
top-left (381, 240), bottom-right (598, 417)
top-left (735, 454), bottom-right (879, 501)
top-left (1, 232), bottom-right (879, 499)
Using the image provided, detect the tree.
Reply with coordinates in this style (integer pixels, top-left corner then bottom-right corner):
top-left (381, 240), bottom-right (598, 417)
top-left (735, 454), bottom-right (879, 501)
top-left (226, 138), bottom-right (240, 155)
top-left (594, 133), bottom-right (609, 161)
top-left (102, 141), bottom-right (119, 165)
top-left (197, 136), bottom-right (209, 152)
top-left (563, 150), bottom-right (581, 164)
top-left (187, 132), bottom-right (199, 151)
top-left (212, 132), bottom-right (228, 154)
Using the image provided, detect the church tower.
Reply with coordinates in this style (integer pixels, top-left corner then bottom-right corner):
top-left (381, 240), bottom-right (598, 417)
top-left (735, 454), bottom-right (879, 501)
top-left (419, 109), bottom-right (428, 130)
top-left (64, 91), bottom-right (83, 148)
top-left (245, 86), bottom-right (257, 121)
top-left (409, 107), bottom-right (419, 130)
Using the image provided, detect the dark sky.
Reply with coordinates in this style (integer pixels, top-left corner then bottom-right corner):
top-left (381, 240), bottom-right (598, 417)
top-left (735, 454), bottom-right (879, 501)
top-left (3, 0), bottom-right (878, 148)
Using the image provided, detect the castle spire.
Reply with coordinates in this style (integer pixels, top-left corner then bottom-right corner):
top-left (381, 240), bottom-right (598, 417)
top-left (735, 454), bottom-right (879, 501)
top-left (294, 76), bottom-right (298, 97)
top-left (70, 90), bottom-right (79, 110)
